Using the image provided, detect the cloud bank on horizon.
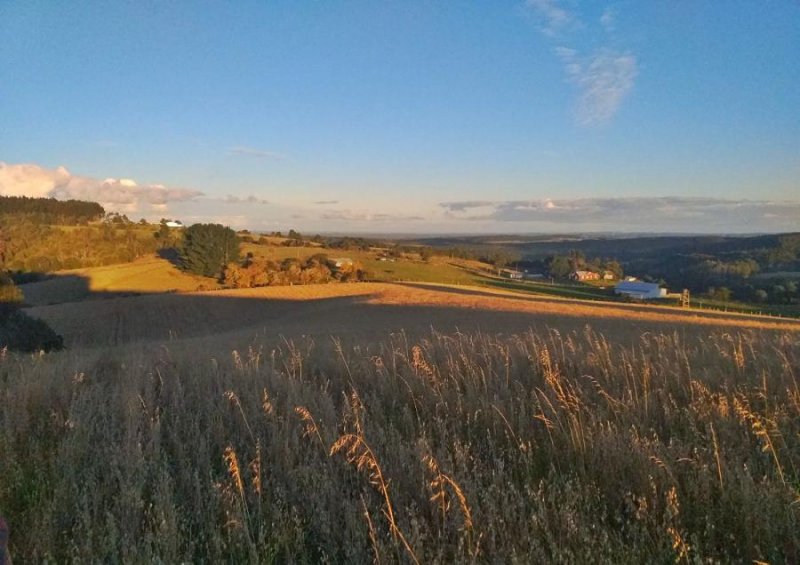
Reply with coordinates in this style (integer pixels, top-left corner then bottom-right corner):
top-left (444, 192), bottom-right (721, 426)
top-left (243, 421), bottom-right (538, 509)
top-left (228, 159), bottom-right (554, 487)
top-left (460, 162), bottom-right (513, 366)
top-left (0, 161), bottom-right (202, 214)
top-left (2, 160), bottom-right (797, 233)
top-left (440, 198), bottom-right (800, 233)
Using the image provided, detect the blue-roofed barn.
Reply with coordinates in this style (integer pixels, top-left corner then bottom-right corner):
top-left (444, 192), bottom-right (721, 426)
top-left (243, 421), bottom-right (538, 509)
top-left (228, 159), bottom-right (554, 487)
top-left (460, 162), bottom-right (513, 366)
top-left (614, 281), bottom-right (667, 300)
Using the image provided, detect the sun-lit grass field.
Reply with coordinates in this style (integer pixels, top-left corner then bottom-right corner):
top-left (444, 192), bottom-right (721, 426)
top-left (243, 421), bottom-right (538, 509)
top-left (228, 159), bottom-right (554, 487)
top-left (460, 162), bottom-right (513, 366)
top-left (241, 242), bottom-right (486, 285)
top-left (6, 258), bottom-right (800, 562)
top-left (19, 256), bottom-right (220, 306)
top-left (1, 317), bottom-right (798, 561)
top-left (24, 281), bottom-right (800, 351)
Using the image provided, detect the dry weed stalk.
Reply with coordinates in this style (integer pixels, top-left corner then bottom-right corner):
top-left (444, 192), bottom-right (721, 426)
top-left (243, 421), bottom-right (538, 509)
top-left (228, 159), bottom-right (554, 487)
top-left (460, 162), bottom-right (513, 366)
top-left (232, 349), bottom-right (243, 371)
top-left (330, 433), bottom-right (419, 564)
top-left (249, 440), bottom-right (262, 496)
top-left (732, 335), bottom-right (746, 370)
top-left (422, 454), bottom-right (474, 533)
top-left (224, 446), bottom-right (245, 499)
top-left (294, 406), bottom-right (325, 448)
top-left (224, 390), bottom-right (256, 442)
top-left (361, 494), bottom-right (381, 564)
top-left (222, 445), bottom-right (257, 558)
top-left (733, 395), bottom-right (786, 485)
top-left (261, 387), bottom-right (274, 416)
top-left (665, 487), bottom-right (690, 562)
top-left (709, 423), bottom-right (724, 490)
top-left (491, 404), bottom-right (523, 450)
top-left (411, 345), bottom-right (436, 382)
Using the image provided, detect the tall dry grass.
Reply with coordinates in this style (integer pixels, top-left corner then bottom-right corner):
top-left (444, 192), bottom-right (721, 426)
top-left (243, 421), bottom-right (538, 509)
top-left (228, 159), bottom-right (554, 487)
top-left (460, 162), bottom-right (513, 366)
top-left (0, 326), bottom-right (798, 562)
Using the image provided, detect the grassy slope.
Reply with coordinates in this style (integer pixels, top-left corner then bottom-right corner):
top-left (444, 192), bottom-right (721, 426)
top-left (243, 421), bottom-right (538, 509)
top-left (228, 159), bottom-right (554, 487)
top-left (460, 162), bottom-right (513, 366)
top-left (6, 244), bottom-right (800, 561)
top-left (26, 281), bottom-right (800, 351)
top-left (242, 242), bottom-right (485, 285)
top-left (19, 255), bottom-right (219, 306)
top-left (2, 321), bottom-right (798, 562)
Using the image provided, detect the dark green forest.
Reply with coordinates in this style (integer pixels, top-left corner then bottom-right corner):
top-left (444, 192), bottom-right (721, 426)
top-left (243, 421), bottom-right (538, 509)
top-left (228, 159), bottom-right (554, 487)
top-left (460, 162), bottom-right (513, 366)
top-left (0, 195), bottom-right (104, 224)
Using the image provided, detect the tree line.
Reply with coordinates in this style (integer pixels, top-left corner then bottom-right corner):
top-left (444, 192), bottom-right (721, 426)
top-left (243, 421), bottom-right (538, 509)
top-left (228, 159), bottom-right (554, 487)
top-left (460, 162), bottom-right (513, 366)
top-left (0, 219), bottom-right (160, 274)
top-left (0, 195), bottom-right (105, 224)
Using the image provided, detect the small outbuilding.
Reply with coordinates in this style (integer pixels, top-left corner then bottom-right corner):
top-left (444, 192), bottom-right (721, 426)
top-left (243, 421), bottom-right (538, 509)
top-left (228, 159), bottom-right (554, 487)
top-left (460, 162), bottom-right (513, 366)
top-left (330, 258), bottom-right (354, 269)
top-left (524, 272), bottom-right (545, 280)
top-left (571, 270), bottom-right (600, 282)
top-left (614, 281), bottom-right (667, 300)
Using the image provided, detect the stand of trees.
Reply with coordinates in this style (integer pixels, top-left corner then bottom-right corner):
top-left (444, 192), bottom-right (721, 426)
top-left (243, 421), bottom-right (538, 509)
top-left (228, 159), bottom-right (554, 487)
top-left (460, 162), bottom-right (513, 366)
top-left (0, 219), bottom-right (160, 274)
top-left (536, 251), bottom-right (623, 280)
top-left (323, 237), bottom-right (374, 251)
top-left (179, 223), bottom-right (240, 277)
top-left (0, 195), bottom-right (104, 224)
top-left (223, 253), bottom-right (364, 288)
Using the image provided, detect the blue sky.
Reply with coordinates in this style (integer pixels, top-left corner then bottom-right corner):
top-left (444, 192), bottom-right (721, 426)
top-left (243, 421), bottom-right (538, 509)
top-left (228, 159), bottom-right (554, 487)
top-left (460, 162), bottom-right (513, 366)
top-left (1, 1), bottom-right (798, 233)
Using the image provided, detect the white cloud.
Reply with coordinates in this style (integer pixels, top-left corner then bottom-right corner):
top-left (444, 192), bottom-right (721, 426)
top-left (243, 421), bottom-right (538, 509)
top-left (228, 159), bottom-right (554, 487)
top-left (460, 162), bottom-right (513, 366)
top-left (525, 0), bottom-right (574, 36)
top-left (558, 48), bottom-right (637, 125)
top-left (525, 1), bottom-right (637, 126)
top-left (440, 197), bottom-right (800, 232)
top-left (0, 162), bottom-right (72, 198)
top-left (600, 7), bottom-right (615, 31)
top-left (224, 194), bottom-right (269, 204)
top-left (0, 161), bottom-right (202, 213)
top-left (321, 209), bottom-right (426, 222)
top-left (440, 200), bottom-right (494, 213)
top-left (229, 146), bottom-right (286, 160)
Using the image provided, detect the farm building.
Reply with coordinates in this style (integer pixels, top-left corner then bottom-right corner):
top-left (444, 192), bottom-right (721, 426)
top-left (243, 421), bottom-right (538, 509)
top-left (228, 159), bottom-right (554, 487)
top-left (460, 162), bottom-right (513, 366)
top-left (501, 269), bottom-right (523, 280)
top-left (330, 258), bottom-right (354, 269)
top-left (165, 220), bottom-right (184, 228)
top-left (614, 281), bottom-right (667, 300)
top-left (524, 272), bottom-right (545, 280)
top-left (571, 270), bottom-right (600, 282)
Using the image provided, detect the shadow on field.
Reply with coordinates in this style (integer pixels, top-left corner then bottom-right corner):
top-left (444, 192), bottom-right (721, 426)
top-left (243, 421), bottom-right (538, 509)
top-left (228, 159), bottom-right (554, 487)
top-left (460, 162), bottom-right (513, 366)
top-left (19, 275), bottom-right (800, 352)
top-left (20, 274), bottom-right (146, 307)
top-left (156, 247), bottom-right (182, 266)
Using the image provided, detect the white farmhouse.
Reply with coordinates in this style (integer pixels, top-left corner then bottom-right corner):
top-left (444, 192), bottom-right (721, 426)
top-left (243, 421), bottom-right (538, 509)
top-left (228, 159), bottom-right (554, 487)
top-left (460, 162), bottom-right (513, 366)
top-left (165, 220), bottom-right (184, 228)
top-left (614, 281), bottom-right (667, 300)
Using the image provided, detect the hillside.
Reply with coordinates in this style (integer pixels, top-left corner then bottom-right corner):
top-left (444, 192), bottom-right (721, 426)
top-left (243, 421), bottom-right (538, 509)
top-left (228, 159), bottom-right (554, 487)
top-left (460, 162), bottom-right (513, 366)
top-left (26, 281), bottom-right (800, 351)
top-left (5, 282), bottom-right (800, 562)
top-left (19, 255), bottom-right (218, 306)
top-left (416, 232), bottom-right (800, 262)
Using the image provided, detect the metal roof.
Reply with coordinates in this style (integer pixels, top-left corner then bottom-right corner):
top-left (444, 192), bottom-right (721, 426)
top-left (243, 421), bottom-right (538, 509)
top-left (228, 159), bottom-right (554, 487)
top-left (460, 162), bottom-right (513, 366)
top-left (615, 281), bottom-right (662, 292)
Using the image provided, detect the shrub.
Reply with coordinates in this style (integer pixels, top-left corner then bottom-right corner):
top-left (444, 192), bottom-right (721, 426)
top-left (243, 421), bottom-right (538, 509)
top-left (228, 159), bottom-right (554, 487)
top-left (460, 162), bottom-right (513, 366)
top-left (0, 306), bottom-right (63, 352)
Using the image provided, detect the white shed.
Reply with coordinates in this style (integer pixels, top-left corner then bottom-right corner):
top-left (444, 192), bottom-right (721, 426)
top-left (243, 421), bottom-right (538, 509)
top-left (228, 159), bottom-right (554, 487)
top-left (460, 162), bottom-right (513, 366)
top-left (614, 281), bottom-right (667, 300)
top-left (330, 258), bottom-right (354, 269)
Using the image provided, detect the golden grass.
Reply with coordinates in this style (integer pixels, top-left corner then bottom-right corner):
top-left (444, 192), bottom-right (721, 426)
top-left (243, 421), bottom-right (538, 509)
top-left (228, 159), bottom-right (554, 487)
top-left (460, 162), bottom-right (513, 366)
top-left (1, 326), bottom-right (798, 561)
top-left (25, 281), bottom-right (800, 351)
top-left (20, 255), bottom-right (218, 305)
top-left (242, 243), bottom-right (485, 284)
